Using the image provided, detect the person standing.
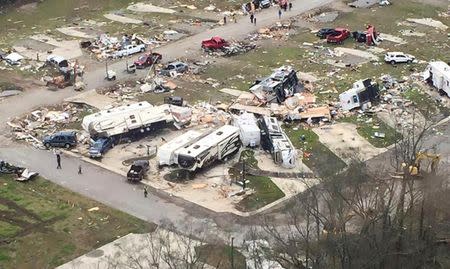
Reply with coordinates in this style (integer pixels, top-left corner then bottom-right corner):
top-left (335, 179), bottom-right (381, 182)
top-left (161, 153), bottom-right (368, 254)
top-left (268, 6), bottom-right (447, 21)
top-left (289, 2), bottom-right (292, 11)
top-left (232, 13), bottom-right (237, 23)
top-left (223, 16), bottom-right (227, 24)
top-left (144, 186), bottom-right (148, 198)
top-left (278, 9), bottom-right (282, 19)
top-left (250, 13), bottom-right (254, 24)
top-left (254, 16), bottom-right (256, 26)
top-left (56, 154), bottom-right (61, 169)
top-left (78, 164), bottom-right (82, 175)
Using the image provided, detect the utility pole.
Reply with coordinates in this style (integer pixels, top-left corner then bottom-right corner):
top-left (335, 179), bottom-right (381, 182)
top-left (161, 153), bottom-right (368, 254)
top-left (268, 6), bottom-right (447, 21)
top-left (231, 236), bottom-right (235, 269)
top-left (241, 159), bottom-right (246, 190)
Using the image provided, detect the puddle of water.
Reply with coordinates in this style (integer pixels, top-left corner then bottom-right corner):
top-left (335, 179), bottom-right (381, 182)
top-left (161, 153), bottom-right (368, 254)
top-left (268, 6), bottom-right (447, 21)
top-left (0, 0), bottom-right (134, 45)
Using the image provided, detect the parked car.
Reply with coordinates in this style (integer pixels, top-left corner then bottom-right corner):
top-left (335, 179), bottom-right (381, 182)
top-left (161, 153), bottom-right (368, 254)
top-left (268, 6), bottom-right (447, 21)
top-left (134, 52), bottom-right (162, 69)
top-left (201, 36), bottom-right (229, 51)
top-left (164, 96), bottom-right (184, 106)
top-left (326, 28), bottom-right (350, 44)
top-left (384, 52), bottom-right (415, 64)
top-left (89, 137), bottom-right (114, 158)
top-left (127, 160), bottom-right (150, 182)
top-left (316, 28), bottom-right (338, 39)
top-left (352, 31), bottom-right (367, 43)
top-left (260, 0), bottom-right (272, 8)
top-left (43, 131), bottom-right (77, 149)
top-left (159, 62), bottom-right (188, 76)
top-left (113, 44), bottom-right (146, 58)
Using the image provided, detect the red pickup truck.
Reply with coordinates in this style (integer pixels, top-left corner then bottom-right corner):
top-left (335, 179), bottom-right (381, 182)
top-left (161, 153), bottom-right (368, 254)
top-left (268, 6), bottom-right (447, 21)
top-left (134, 52), bottom-right (162, 69)
top-left (326, 28), bottom-right (350, 44)
top-left (201, 36), bottom-right (229, 51)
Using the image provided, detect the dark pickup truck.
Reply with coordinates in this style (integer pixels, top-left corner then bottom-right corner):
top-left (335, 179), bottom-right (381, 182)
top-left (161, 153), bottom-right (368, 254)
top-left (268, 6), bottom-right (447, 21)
top-left (127, 160), bottom-right (149, 182)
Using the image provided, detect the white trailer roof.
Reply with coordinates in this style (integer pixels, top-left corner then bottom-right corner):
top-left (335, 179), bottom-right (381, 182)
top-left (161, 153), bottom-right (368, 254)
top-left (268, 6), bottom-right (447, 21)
top-left (158, 130), bottom-right (203, 165)
top-left (428, 61), bottom-right (450, 71)
top-left (176, 125), bottom-right (239, 158)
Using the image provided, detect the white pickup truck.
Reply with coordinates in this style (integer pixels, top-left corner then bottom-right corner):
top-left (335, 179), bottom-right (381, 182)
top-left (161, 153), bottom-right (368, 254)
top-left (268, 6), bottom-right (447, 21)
top-left (113, 44), bottom-right (146, 58)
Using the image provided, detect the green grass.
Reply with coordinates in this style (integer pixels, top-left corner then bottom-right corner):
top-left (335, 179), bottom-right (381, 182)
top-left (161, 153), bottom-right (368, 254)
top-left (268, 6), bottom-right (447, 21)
top-left (196, 244), bottom-right (246, 269)
top-left (284, 124), bottom-right (347, 178)
top-left (403, 87), bottom-right (450, 119)
top-left (236, 175), bottom-right (285, 212)
top-left (339, 114), bottom-right (400, 148)
top-left (0, 82), bottom-right (23, 93)
top-left (0, 174), bottom-right (156, 269)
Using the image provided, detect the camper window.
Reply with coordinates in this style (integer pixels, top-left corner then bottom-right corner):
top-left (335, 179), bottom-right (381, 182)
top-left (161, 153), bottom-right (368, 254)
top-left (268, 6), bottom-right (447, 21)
top-left (352, 95), bottom-right (358, 103)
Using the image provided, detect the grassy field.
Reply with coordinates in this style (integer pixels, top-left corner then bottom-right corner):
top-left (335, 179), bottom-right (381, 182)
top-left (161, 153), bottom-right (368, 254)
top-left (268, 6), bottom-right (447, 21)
top-left (196, 244), bottom-right (247, 269)
top-left (0, 174), bottom-right (156, 269)
top-left (339, 114), bottom-right (400, 148)
top-left (229, 150), bottom-right (285, 212)
top-left (284, 124), bottom-right (347, 177)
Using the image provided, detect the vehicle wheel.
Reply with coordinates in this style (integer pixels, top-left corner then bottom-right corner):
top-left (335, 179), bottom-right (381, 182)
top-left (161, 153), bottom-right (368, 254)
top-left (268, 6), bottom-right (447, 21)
top-left (390, 60), bottom-right (396, 65)
top-left (44, 143), bottom-right (51, 149)
top-left (112, 76), bottom-right (116, 81)
top-left (140, 48), bottom-right (145, 52)
top-left (407, 60), bottom-right (412, 64)
top-left (65, 143), bottom-right (70, 149)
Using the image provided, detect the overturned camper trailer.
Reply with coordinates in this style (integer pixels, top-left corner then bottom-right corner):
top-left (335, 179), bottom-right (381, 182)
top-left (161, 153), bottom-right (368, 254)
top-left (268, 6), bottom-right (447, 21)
top-left (339, 79), bottom-right (380, 111)
top-left (82, 101), bottom-right (191, 139)
top-left (233, 112), bottom-right (260, 147)
top-left (157, 130), bottom-right (204, 166)
top-left (250, 66), bottom-right (302, 104)
top-left (259, 116), bottom-right (297, 169)
top-left (423, 61), bottom-right (450, 97)
top-left (176, 125), bottom-right (241, 171)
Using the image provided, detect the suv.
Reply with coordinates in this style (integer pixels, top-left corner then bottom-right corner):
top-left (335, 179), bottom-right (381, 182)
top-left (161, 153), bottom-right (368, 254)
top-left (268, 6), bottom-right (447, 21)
top-left (260, 0), bottom-right (272, 8)
top-left (43, 131), bottom-right (77, 149)
top-left (159, 62), bottom-right (188, 76)
top-left (89, 137), bottom-right (114, 158)
top-left (134, 52), bottom-right (162, 69)
top-left (384, 52), bottom-right (415, 64)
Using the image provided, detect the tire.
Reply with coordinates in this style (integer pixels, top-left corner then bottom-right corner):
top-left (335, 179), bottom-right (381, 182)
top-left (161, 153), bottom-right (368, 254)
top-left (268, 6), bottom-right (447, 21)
top-left (44, 143), bottom-right (51, 149)
top-left (390, 60), bottom-right (396, 65)
top-left (112, 76), bottom-right (116, 81)
top-left (140, 47), bottom-right (145, 52)
top-left (407, 60), bottom-right (412, 64)
top-left (65, 143), bottom-right (70, 149)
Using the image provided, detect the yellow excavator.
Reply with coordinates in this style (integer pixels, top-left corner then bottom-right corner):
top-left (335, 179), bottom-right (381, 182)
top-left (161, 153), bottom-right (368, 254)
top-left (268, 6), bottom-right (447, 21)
top-left (409, 152), bottom-right (441, 176)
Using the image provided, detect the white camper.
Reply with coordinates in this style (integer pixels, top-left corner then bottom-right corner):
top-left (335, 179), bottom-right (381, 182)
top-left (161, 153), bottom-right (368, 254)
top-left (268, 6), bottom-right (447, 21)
top-left (82, 102), bottom-right (191, 138)
top-left (339, 79), bottom-right (380, 111)
top-left (423, 61), bottom-right (450, 97)
top-left (176, 125), bottom-right (241, 171)
top-left (233, 112), bottom-right (260, 147)
top-left (157, 130), bottom-right (203, 166)
top-left (259, 116), bottom-right (297, 169)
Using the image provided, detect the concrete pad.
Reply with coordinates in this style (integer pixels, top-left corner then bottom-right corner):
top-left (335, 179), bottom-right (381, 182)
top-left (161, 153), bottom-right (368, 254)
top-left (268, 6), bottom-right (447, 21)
top-left (104, 13), bottom-right (143, 24)
top-left (64, 90), bottom-right (115, 110)
top-left (57, 27), bottom-right (95, 39)
top-left (313, 123), bottom-right (387, 163)
top-left (57, 230), bottom-right (211, 269)
top-left (379, 33), bottom-right (406, 44)
top-left (127, 3), bottom-right (176, 14)
top-left (406, 18), bottom-right (448, 30)
top-left (29, 34), bottom-right (83, 60)
top-left (334, 47), bottom-right (379, 61)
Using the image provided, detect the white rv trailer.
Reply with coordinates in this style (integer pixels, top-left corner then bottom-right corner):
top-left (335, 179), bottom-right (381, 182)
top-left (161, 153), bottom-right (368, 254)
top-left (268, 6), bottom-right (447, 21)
top-left (176, 125), bottom-right (241, 171)
top-left (423, 61), bottom-right (450, 97)
top-left (339, 79), bottom-right (380, 111)
top-left (157, 130), bottom-right (204, 166)
top-left (259, 116), bottom-right (297, 169)
top-left (82, 102), bottom-right (191, 139)
top-left (232, 112), bottom-right (260, 147)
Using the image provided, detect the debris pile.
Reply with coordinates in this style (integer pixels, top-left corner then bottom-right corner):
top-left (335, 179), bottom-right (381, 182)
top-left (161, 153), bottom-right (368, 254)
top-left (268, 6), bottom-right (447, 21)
top-left (250, 20), bottom-right (295, 41)
top-left (7, 103), bottom-right (93, 148)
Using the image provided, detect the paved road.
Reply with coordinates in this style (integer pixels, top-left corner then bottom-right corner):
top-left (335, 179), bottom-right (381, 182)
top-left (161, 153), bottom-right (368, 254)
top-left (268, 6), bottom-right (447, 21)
top-left (0, 0), bottom-right (334, 242)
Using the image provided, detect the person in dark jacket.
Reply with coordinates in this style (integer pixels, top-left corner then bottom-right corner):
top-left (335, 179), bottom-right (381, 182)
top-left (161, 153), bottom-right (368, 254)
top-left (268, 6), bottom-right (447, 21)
top-left (56, 154), bottom-right (61, 169)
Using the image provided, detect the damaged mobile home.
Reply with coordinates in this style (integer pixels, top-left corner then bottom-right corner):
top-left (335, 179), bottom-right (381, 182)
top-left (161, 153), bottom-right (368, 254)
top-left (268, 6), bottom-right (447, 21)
top-left (423, 61), bottom-right (450, 97)
top-left (176, 125), bottom-right (241, 171)
top-left (339, 78), bottom-right (380, 111)
top-left (250, 66), bottom-right (302, 104)
top-left (259, 116), bottom-right (297, 169)
top-left (82, 101), bottom-right (191, 139)
top-left (233, 112), bottom-right (261, 147)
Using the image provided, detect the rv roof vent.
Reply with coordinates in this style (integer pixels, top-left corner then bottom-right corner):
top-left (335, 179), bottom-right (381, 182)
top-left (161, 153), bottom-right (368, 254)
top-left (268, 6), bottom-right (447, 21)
top-left (194, 145), bottom-right (200, 149)
top-left (216, 131), bottom-right (223, 135)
